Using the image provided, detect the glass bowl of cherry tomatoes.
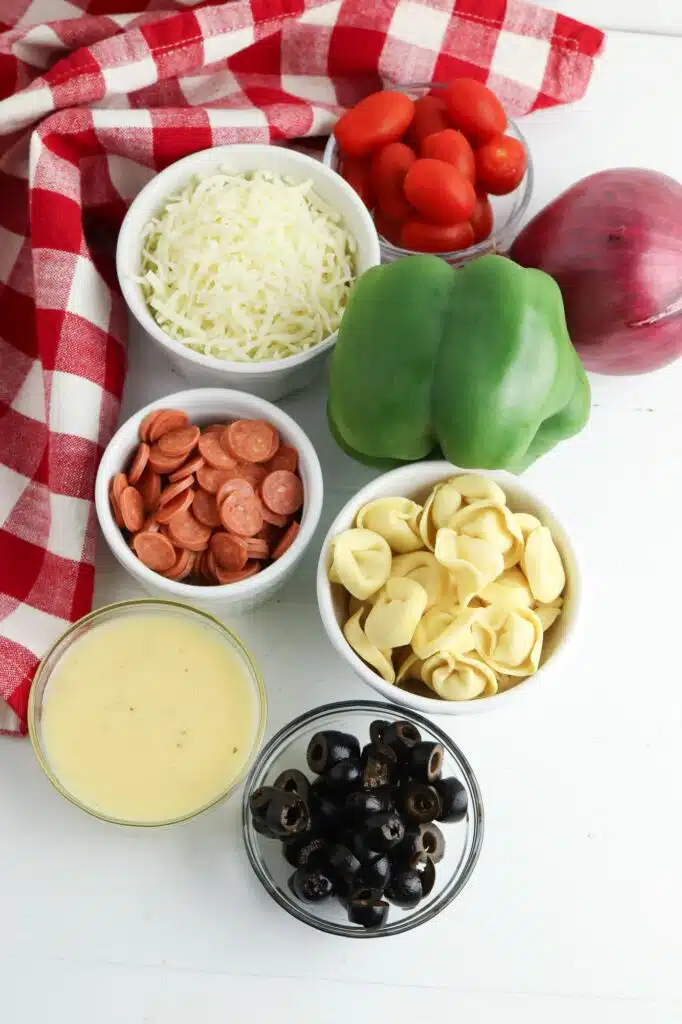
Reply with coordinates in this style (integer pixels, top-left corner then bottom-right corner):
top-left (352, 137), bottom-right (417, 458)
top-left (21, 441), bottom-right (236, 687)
top-left (323, 79), bottom-right (533, 266)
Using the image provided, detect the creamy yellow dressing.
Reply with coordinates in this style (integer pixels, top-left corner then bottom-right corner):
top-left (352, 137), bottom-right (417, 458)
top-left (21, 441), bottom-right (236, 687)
top-left (41, 614), bottom-right (257, 823)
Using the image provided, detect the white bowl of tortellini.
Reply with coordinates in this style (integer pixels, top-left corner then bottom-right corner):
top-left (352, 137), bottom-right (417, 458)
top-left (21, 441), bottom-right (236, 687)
top-left (316, 463), bottom-right (579, 714)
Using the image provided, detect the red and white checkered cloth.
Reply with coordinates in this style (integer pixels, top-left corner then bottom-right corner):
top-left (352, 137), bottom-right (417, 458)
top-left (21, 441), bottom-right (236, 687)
top-left (0, 0), bottom-right (604, 735)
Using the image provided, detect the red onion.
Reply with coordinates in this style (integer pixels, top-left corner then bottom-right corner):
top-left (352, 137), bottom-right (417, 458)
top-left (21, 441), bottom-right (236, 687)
top-left (510, 169), bottom-right (682, 375)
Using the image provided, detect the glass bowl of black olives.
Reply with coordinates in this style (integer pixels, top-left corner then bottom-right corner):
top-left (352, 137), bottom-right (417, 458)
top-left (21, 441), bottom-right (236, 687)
top-left (242, 700), bottom-right (483, 937)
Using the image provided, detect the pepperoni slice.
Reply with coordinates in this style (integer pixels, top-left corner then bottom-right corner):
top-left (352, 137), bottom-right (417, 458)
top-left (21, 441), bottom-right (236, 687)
top-left (215, 560), bottom-right (262, 584)
top-left (219, 491), bottom-right (264, 538)
top-left (261, 470), bottom-right (303, 516)
top-left (119, 486), bottom-right (145, 532)
top-left (202, 423), bottom-right (230, 436)
top-left (267, 444), bottom-right (298, 474)
top-left (192, 488), bottom-right (221, 528)
top-left (234, 462), bottom-right (267, 491)
top-left (111, 472), bottom-right (128, 505)
top-left (109, 492), bottom-right (125, 528)
top-left (223, 420), bottom-right (279, 464)
top-left (158, 475), bottom-right (194, 507)
top-left (205, 549), bottom-right (218, 580)
top-left (168, 455), bottom-right (205, 482)
top-left (272, 520), bottom-right (300, 560)
top-left (154, 488), bottom-right (195, 525)
top-left (137, 466), bottom-right (161, 512)
top-left (210, 531), bottom-right (248, 571)
top-left (132, 531), bottom-right (176, 572)
top-left (148, 409), bottom-right (189, 443)
top-left (148, 444), bottom-right (187, 474)
top-left (167, 510), bottom-right (212, 552)
top-left (128, 443), bottom-right (150, 486)
top-left (245, 537), bottom-right (269, 560)
top-left (257, 497), bottom-right (289, 528)
top-left (158, 425), bottom-right (201, 459)
top-left (163, 548), bottom-right (195, 581)
top-left (197, 433), bottom-right (237, 470)
top-left (196, 464), bottom-right (233, 494)
top-left (138, 410), bottom-right (165, 443)
top-left (216, 477), bottom-right (253, 508)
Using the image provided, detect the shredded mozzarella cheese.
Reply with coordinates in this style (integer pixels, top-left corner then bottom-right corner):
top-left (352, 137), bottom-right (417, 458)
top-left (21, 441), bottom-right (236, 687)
top-left (138, 169), bottom-right (357, 362)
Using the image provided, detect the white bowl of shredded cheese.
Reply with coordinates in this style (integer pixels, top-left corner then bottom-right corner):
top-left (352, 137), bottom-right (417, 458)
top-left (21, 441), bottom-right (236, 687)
top-left (117, 145), bottom-right (380, 401)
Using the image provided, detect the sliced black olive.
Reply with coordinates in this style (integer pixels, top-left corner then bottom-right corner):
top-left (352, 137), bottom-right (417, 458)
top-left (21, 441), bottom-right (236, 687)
top-left (264, 789), bottom-right (310, 838)
top-left (328, 843), bottom-right (363, 884)
top-left (273, 768), bottom-right (310, 803)
top-left (283, 834), bottom-right (329, 870)
top-left (416, 856), bottom-right (436, 897)
top-left (252, 815), bottom-right (279, 840)
top-left (364, 810), bottom-right (405, 852)
top-left (359, 853), bottom-right (391, 892)
top-left (403, 782), bottom-right (441, 824)
top-left (434, 776), bottom-right (468, 823)
top-left (323, 757), bottom-right (362, 791)
top-left (288, 867), bottom-right (335, 902)
top-left (382, 720), bottom-right (421, 761)
top-left (343, 884), bottom-right (384, 907)
top-left (306, 730), bottom-right (360, 774)
top-left (347, 897), bottom-right (389, 929)
top-left (419, 822), bottom-right (445, 863)
top-left (248, 785), bottom-right (278, 821)
top-left (369, 719), bottom-right (390, 745)
top-left (345, 789), bottom-right (388, 822)
top-left (389, 827), bottom-right (425, 867)
top-left (386, 868), bottom-right (422, 908)
top-left (409, 741), bottom-right (444, 783)
top-left (309, 792), bottom-right (346, 835)
top-left (361, 743), bottom-right (397, 790)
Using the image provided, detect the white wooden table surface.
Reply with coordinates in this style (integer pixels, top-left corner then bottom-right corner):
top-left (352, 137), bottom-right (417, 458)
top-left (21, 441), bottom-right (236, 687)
top-left (3, 7), bottom-right (682, 1022)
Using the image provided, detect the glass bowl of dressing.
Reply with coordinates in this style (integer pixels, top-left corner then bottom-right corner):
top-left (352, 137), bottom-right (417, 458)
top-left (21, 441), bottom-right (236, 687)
top-left (28, 599), bottom-right (267, 827)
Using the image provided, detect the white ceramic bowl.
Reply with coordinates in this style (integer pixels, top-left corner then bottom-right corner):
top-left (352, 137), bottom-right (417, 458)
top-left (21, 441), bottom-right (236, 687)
top-left (316, 462), bottom-right (580, 715)
top-left (116, 145), bottom-right (380, 402)
top-left (95, 388), bottom-right (323, 613)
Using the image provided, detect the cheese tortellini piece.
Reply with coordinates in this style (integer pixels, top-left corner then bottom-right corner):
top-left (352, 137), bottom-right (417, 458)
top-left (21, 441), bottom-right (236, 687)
top-left (330, 473), bottom-right (567, 702)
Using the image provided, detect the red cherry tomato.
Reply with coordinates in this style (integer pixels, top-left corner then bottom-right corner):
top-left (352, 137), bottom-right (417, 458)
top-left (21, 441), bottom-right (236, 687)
top-left (371, 142), bottom-right (416, 221)
top-left (400, 219), bottom-right (475, 254)
top-left (334, 91), bottom-right (415, 159)
top-left (403, 159), bottom-right (476, 225)
top-left (470, 192), bottom-right (494, 243)
top-left (341, 158), bottom-right (375, 209)
top-left (407, 95), bottom-right (450, 149)
top-left (373, 208), bottom-right (403, 247)
top-left (421, 129), bottom-right (475, 183)
top-left (443, 78), bottom-right (507, 145)
top-left (475, 134), bottom-right (527, 195)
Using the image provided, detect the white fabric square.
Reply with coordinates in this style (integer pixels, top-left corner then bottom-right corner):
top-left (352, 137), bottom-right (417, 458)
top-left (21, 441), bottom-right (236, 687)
top-left (492, 30), bottom-right (550, 91)
top-left (282, 75), bottom-right (338, 106)
top-left (17, 0), bottom-right (81, 26)
top-left (49, 370), bottom-right (103, 441)
top-left (1, 602), bottom-right (69, 658)
top-left (300, 0), bottom-right (341, 25)
top-left (389, 1), bottom-right (450, 50)
top-left (66, 256), bottom-right (112, 333)
top-left (48, 492), bottom-right (90, 562)
top-left (102, 56), bottom-right (157, 95)
top-left (105, 154), bottom-right (156, 202)
top-left (12, 361), bottom-right (46, 423)
top-left (206, 107), bottom-right (269, 132)
top-left (203, 26), bottom-right (255, 65)
top-left (0, 466), bottom-right (30, 527)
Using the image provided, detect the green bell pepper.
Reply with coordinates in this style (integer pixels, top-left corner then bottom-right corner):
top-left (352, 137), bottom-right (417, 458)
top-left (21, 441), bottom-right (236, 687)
top-left (328, 253), bottom-right (590, 473)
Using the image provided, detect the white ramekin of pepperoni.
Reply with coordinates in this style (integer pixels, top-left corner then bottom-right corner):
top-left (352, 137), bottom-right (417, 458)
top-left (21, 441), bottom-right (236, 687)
top-left (95, 389), bottom-right (323, 611)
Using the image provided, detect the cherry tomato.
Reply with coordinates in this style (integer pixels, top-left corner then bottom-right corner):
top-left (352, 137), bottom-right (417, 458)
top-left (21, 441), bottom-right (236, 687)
top-left (421, 129), bottom-right (475, 183)
top-left (334, 91), bottom-right (415, 159)
top-left (469, 192), bottom-right (494, 242)
top-left (400, 219), bottom-right (475, 254)
top-left (407, 95), bottom-right (450, 149)
top-left (341, 158), bottom-right (375, 209)
top-left (403, 159), bottom-right (476, 225)
top-left (373, 208), bottom-right (403, 247)
top-left (443, 78), bottom-right (507, 145)
top-left (475, 134), bottom-right (527, 195)
top-left (371, 142), bottom-right (416, 221)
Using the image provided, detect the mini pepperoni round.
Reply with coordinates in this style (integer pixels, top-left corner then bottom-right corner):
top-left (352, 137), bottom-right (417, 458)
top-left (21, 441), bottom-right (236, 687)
top-left (223, 419), bottom-right (279, 464)
top-left (111, 472), bottom-right (128, 505)
top-left (127, 443), bottom-right (150, 486)
top-left (202, 423), bottom-right (229, 436)
top-left (137, 467), bottom-right (162, 512)
top-left (216, 477), bottom-right (253, 508)
top-left (132, 531), bottom-right (176, 572)
top-left (119, 486), bottom-right (145, 532)
top-left (235, 462), bottom-right (268, 491)
top-left (163, 547), bottom-right (195, 581)
top-left (215, 561), bottom-right (261, 585)
top-left (205, 549), bottom-right (218, 580)
top-left (110, 493), bottom-right (125, 529)
top-left (261, 470), bottom-right (303, 516)
top-left (158, 475), bottom-right (194, 507)
top-left (267, 444), bottom-right (298, 474)
top-left (197, 432), bottom-right (237, 470)
top-left (148, 409), bottom-right (189, 443)
top-left (272, 520), bottom-right (300, 560)
top-left (148, 444), bottom-right (187, 475)
top-left (154, 488), bottom-right (195, 525)
top-left (219, 490), bottom-right (264, 538)
top-left (157, 424), bottom-right (200, 459)
top-left (196, 464), bottom-right (233, 494)
top-left (210, 531), bottom-right (248, 572)
top-left (167, 510), bottom-right (212, 552)
top-left (168, 455), bottom-right (205, 483)
top-left (192, 488), bottom-right (221, 528)
top-left (257, 498), bottom-right (289, 528)
top-left (245, 537), bottom-right (269, 560)
top-left (138, 409), bottom-right (165, 443)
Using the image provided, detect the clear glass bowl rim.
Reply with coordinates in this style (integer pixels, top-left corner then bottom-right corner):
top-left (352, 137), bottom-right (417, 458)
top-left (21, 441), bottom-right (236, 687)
top-left (241, 699), bottom-right (484, 938)
top-left (28, 598), bottom-right (268, 828)
top-left (322, 81), bottom-right (534, 260)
